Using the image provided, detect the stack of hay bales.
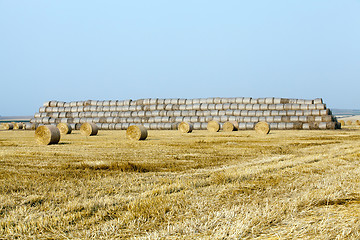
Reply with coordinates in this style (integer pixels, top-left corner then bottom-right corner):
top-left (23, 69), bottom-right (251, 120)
top-left (30, 97), bottom-right (339, 130)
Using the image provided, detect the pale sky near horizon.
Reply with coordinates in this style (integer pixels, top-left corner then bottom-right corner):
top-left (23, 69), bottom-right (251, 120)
top-left (1, 1), bottom-right (359, 116)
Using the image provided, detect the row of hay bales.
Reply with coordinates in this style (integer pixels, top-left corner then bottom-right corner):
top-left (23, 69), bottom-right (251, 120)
top-left (30, 97), bottom-right (338, 130)
top-left (338, 120), bottom-right (360, 126)
top-left (38, 103), bottom-right (328, 112)
top-left (42, 97), bottom-right (323, 107)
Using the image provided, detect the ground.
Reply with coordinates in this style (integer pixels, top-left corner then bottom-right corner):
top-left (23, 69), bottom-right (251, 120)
top-left (1, 126), bottom-right (360, 239)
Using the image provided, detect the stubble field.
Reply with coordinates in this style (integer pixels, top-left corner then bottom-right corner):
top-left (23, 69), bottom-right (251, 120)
top-left (1, 126), bottom-right (360, 239)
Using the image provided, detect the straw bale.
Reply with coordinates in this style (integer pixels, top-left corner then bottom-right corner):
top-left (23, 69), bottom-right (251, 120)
top-left (246, 122), bottom-right (255, 130)
top-left (248, 110), bottom-right (256, 116)
top-left (278, 122), bottom-right (286, 130)
top-left (295, 111), bottom-right (304, 116)
top-left (238, 122), bottom-right (246, 130)
top-left (265, 97), bottom-right (274, 104)
top-left (346, 120), bottom-right (353, 126)
top-left (269, 123), bottom-right (278, 130)
top-left (250, 98), bottom-right (258, 104)
top-left (178, 99), bottom-right (186, 105)
top-left (80, 123), bottom-right (98, 136)
top-left (313, 98), bottom-right (323, 104)
top-left (13, 122), bottom-right (23, 130)
top-left (280, 98), bottom-right (290, 104)
top-left (3, 123), bottom-right (14, 130)
top-left (311, 110), bottom-right (321, 116)
top-left (178, 122), bottom-right (193, 133)
top-left (255, 122), bottom-right (270, 134)
top-left (226, 109), bottom-right (234, 116)
top-left (302, 123), bottom-right (310, 130)
top-left (230, 103), bottom-right (238, 110)
top-left (207, 120), bottom-right (220, 132)
top-left (245, 104), bottom-right (253, 110)
top-left (223, 121), bottom-right (238, 132)
top-left (200, 103), bottom-right (209, 110)
top-left (257, 98), bottom-right (266, 104)
top-left (356, 120), bottom-right (360, 125)
top-left (274, 98), bottom-right (282, 104)
top-left (240, 110), bottom-right (249, 116)
top-left (235, 97), bottom-right (244, 104)
top-left (210, 110), bottom-right (219, 116)
top-left (296, 99), bottom-right (305, 104)
top-left (238, 104), bottom-right (246, 110)
top-left (243, 97), bottom-right (252, 104)
top-left (35, 125), bottom-right (60, 145)
top-left (232, 110), bottom-right (241, 116)
top-left (57, 123), bottom-right (72, 134)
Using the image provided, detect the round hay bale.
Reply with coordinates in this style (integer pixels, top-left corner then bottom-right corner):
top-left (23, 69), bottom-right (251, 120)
top-left (223, 121), bottom-right (238, 132)
top-left (126, 125), bottom-right (148, 140)
top-left (3, 123), bottom-right (14, 130)
top-left (207, 120), bottom-right (220, 132)
top-left (35, 125), bottom-right (60, 145)
top-left (14, 123), bottom-right (23, 130)
top-left (178, 122), bottom-right (193, 133)
top-left (255, 122), bottom-right (270, 135)
top-left (57, 123), bottom-right (72, 134)
top-left (356, 120), bottom-right (360, 125)
top-left (346, 120), bottom-right (353, 126)
top-left (80, 122), bottom-right (98, 136)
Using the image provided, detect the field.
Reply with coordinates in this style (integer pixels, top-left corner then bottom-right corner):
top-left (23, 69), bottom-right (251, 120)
top-left (1, 126), bottom-right (360, 239)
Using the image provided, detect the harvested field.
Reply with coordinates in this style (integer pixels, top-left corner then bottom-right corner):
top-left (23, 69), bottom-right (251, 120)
top-left (1, 126), bottom-right (360, 239)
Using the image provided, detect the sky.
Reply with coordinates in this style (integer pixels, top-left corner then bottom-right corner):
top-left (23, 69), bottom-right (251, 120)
top-left (1, 0), bottom-right (360, 116)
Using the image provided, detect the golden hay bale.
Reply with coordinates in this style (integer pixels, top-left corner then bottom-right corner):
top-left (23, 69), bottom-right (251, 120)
top-left (80, 123), bottom-right (98, 136)
top-left (35, 125), bottom-right (61, 145)
top-left (207, 120), bottom-right (220, 132)
top-left (178, 122), bottom-right (193, 133)
top-left (339, 120), bottom-right (345, 126)
top-left (3, 123), bottom-right (14, 130)
top-left (14, 123), bottom-right (23, 130)
top-left (57, 123), bottom-right (72, 134)
top-left (356, 120), bottom-right (360, 125)
top-left (255, 122), bottom-right (270, 135)
top-left (346, 120), bottom-right (353, 126)
top-left (126, 125), bottom-right (148, 140)
top-left (223, 121), bottom-right (239, 132)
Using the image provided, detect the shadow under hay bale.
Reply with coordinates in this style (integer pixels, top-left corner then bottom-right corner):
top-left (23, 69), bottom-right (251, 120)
top-left (126, 125), bottom-right (148, 140)
top-left (80, 123), bottom-right (98, 136)
top-left (35, 125), bottom-right (61, 145)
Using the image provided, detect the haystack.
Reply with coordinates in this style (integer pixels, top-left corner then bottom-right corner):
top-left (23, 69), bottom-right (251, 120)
top-left (35, 125), bottom-right (61, 145)
top-left (207, 120), bottom-right (220, 132)
top-left (178, 122), bottom-right (193, 133)
top-left (126, 125), bottom-right (148, 140)
top-left (223, 121), bottom-right (238, 132)
top-left (57, 123), bottom-right (72, 134)
top-left (255, 122), bottom-right (270, 135)
top-left (80, 123), bottom-right (98, 136)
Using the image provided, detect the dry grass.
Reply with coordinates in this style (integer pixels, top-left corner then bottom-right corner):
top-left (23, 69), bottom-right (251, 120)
top-left (1, 125), bottom-right (360, 239)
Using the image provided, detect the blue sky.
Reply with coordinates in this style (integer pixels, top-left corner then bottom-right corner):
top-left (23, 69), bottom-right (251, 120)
top-left (1, 1), bottom-right (359, 116)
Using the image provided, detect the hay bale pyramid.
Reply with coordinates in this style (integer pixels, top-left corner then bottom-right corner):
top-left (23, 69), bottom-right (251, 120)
top-left (30, 97), bottom-right (340, 130)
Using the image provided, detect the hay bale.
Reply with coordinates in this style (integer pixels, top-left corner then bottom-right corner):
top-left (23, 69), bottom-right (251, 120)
top-left (178, 122), bottom-right (193, 133)
top-left (126, 125), bottom-right (148, 140)
top-left (80, 122), bottom-right (98, 136)
top-left (346, 120), bottom-right (353, 126)
top-left (57, 123), bottom-right (72, 134)
top-left (255, 122), bottom-right (270, 135)
top-left (35, 125), bottom-right (61, 145)
top-left (356, 120), bottom-right (360, 125)
top-left (223, 121), bottom-right (238, 132)
top-left (3, 123), bottom-right (14, 130)
top-left (14, 123), bottom-right (23, 130)
top-left (207, 120), bottom-right (220, 132)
